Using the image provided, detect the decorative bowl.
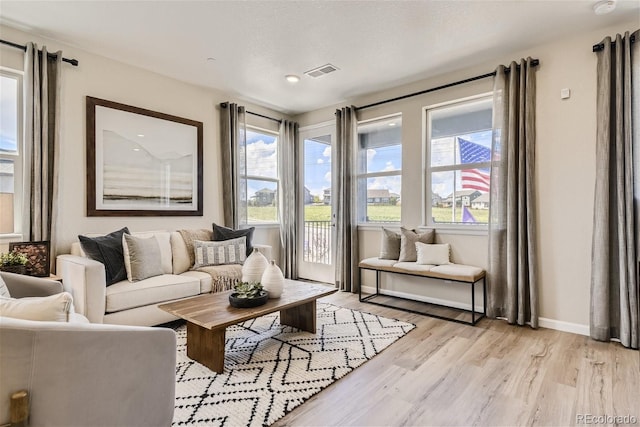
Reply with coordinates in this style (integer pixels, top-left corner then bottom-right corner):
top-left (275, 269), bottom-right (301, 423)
top-left (228, 290), bottom-right (269, 308)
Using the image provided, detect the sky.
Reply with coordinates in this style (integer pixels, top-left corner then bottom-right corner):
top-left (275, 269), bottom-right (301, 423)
top-left (0, 75), bottom-right (18, 152)
top-left (245, 129), bottom-right (278, 198)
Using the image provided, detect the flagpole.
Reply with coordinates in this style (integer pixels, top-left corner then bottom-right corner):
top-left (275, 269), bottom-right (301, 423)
top-left (452, 137), bottom-right (457, 223)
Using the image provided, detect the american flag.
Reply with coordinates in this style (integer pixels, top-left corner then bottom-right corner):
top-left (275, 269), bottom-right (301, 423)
top-left (458, 137), bottom-right (491, 192)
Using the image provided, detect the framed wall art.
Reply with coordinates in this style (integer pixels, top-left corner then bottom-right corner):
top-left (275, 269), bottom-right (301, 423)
top-left (9, 241), bottom-right (51, 277)
top-left (86, 96), bottom-right (203, 216)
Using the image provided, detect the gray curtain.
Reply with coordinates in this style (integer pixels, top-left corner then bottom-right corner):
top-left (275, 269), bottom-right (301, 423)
top-left (279, 120), bottom-right (299, 279)
top-left (220, 103), bottom-right (247, 228)
top-left (334, 107), bottom-right (359, 292)
top-left (590, 30), bottom-right (639, 349)
top-left (23, 43), bottom-right (62, 270)
top-left (487, 58), bottom-right (538, 327)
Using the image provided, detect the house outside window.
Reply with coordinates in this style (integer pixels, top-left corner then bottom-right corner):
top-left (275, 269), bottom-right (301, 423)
top-left (356, 115), bottom-right (402, 223)
top-left (425, 94), bottom-right (492, 227)
top-left (243, 126), bottom-right (279, 224)
top-left (0, 68), bottom-right (23, 238)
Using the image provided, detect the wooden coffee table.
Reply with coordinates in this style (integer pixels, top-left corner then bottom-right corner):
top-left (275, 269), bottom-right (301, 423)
top-left (159, 280), bottom-right (337, 373)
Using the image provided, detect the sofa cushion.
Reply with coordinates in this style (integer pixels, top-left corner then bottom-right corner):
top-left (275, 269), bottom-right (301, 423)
top-left (193, 237), bottom-right (247, 269)
top-left (390, 262), bottom-right (436, 275)
top-left (179, 270), bottom-right (213, 294)
top-left (78, 227), bottom-right (130, 286)
top-left (170, 232), bottom-right (191, 275)
top-left (213, 223), bottom-right (255, 256)
top-left (0, 292), bottom-right (74, 322)
top-left (122, 234), bottom-right (164, 282)
top-left (105, 274), bottom-right (200, 313)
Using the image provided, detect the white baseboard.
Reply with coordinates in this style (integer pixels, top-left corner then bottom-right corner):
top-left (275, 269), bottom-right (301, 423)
top-left (361, 285), bottom-right (590, 336)
top-left (538, 317), bottom-right (589, 336)
top-left (360, 285), bottom-right (484, 311)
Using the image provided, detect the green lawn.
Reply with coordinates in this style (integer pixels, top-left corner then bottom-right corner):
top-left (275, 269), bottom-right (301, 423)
top-left (248, 204), bottom-right (488, 224)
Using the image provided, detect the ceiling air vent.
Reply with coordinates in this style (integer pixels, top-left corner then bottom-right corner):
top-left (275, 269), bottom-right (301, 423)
top-left (304, 63), bottom-right (339, 78)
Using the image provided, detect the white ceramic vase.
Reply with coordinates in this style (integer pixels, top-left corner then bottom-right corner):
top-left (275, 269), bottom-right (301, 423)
top-left (241, 248), bottom-right (269, 283)
top-left (261, 260), bottom-right (284, 298)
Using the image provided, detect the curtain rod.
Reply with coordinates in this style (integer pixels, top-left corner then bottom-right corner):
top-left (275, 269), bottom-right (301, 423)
top-left (0, 39), bottom-right (79, 66)
top-left (592, 34), bottom-right (636, 52)
top-left (356, 58), bottom-right (539, 111)
top-left (220, 102), bottom-right (282, 123)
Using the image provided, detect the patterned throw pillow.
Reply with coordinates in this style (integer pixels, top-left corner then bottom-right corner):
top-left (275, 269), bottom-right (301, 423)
top-left (212, 223), bottom-right (254, 256)
top-left (193, 237), bottom-right (247, 269)
top-left (78, 227), bottom-right (130, 286)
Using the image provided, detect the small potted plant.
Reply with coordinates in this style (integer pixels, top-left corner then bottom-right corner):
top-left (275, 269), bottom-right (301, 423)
top-left (0, 250), bottom-right (28, 275)
top-left (228, 282), bottom-right (269, 308)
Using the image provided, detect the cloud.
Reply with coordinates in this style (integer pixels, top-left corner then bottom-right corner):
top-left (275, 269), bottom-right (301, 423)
top-left (383, 161), bottom-right (398, 172)
top-left (322, 146), bottom-right (331, 157)
top-left (246, 139), bottom-right (277, 178)
top-left (368, 174), bottom-right (401, 194)
top-left (317, 158), bottom-right (324, 164)
top-left (324, 171), bottom-right (332, 183)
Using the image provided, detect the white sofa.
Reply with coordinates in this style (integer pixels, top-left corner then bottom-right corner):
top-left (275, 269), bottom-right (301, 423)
top-left (57, 230), bottom-right (272, 326)
top-left (0, 271), bottom-right (176, 426)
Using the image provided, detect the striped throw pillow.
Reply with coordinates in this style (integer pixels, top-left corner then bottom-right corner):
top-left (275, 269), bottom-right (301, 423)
top-left (193, 237), bottom-right (247, 268)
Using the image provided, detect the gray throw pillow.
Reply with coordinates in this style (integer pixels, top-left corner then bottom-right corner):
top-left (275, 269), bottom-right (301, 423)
top-left (379, 228), bottom-right (401, 260)
top-left (193, 237), bottom-right (247, 269)
top-left (122, 234), bottom-right (164, 282)
top-left (398, 227), bottom-right (435, 262)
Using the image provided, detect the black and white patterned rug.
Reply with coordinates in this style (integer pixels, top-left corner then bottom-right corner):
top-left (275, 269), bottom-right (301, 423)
top-left (172, 302), bottom-right (415, 426)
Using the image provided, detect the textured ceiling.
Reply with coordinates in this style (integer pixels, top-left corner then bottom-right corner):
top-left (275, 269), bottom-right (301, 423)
top-left (1, 1), bottom-right (638, 114)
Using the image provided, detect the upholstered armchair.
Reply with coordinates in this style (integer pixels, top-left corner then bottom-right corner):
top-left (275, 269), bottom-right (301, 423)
top-left (0, 272), bottom-right (177, 426)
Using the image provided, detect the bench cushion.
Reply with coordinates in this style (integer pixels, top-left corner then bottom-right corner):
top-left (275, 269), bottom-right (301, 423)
top-left (428, 264), bottom-right (485, 282)
top-left (359, 258), bottom-right (485, 283)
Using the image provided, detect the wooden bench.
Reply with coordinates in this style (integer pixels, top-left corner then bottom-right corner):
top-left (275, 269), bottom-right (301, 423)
top-left (358, 257), bottom-right (486, 325)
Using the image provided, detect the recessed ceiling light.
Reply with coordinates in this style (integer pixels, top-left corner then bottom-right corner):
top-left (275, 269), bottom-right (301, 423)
top-left (593, 0), bottom-right (616, 15)
top-left (285, 75), bottom-right (300, 83)
top-left (137, 134), bottom-right (144, 137)
top-left (388, 123), bottom-right (396, 127)
top-left (133, 148), bottom-right (141, 152)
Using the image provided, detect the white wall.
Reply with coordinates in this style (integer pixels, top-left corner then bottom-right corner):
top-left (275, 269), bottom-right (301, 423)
top-left (0, 24), bottom-right (284, 263)
top-left (295, 19), bottom-right (639, 332)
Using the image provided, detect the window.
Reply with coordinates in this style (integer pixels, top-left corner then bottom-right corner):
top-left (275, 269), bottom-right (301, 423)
top-left (357, 115), bottom-right (402, 223)
top-left (426, 95), bottom-right (492, 226)
top-left (242, 126), bottom-right (279, 224)
top-left (0, 69), bottom-right (23, 237)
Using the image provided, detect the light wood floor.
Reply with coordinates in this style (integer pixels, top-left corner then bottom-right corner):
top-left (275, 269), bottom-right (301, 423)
top-left (274, 292), bottom-right (639, 427)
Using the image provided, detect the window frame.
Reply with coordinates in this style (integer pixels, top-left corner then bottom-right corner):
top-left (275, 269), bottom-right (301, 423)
top-left (356, 113), bottom-right (403, 225)
top-left (0, 67), bottom-right (24, 242)
top-left (423, 93), bottom-right (493, 231)
top-left (241, 124), bottom-right (280, 225)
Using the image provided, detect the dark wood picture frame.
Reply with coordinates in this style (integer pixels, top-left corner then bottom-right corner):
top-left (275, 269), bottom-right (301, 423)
top-left (9, 241), bottom-right (51, 277)
top-left (86, 96), bottom-right (203, 216)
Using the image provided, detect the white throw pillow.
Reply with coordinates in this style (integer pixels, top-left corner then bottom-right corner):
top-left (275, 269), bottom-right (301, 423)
top-left (122, 234), bottom-right (164, 282)
top-left (0, 275), bottom-right (10, 298)
top-left (415, 242), bottom-right (451, 265)
top-left (0, 292), bottom-right (74, 322)
top-left (193, 237), bottom-right (247, 269)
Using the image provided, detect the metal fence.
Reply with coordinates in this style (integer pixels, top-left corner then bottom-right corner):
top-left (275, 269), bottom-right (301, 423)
top-left (303, 220), bottom-right (331, 264)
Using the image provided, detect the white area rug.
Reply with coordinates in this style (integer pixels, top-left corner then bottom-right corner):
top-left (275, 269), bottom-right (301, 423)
top-left (172, 302), bottom-right (415, 426)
